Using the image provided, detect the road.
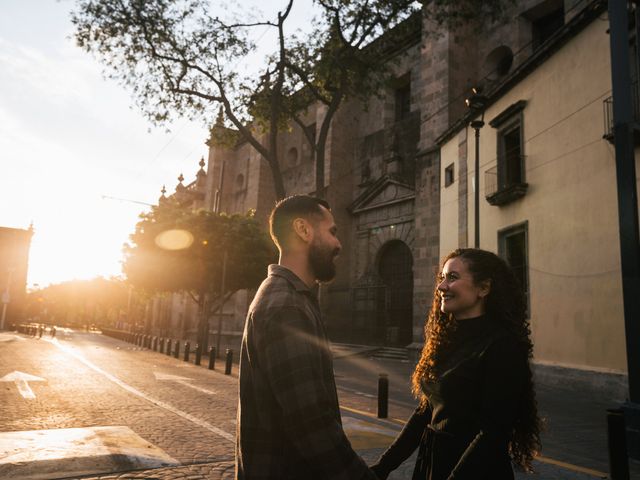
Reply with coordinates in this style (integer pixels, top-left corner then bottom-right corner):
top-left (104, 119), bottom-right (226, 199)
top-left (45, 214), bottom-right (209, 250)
top-left (0, 329), bottom-right (634, 479)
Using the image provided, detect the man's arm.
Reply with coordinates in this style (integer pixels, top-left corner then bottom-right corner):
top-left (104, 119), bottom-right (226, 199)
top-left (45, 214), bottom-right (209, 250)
top-left (262, 306), bottom-right (378, 480)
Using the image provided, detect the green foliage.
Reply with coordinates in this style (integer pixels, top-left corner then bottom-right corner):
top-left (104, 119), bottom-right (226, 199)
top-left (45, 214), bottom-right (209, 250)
top-left (72, 0), bottom-right (514, 198)
top-left (25, 277), bottom-right (129, 327)
top-left (122, 200), bottom-right (276, 300)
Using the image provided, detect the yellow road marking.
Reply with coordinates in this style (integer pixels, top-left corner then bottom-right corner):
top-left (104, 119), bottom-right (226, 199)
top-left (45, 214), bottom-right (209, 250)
top-left (536, 455), bottom-right (607, 478)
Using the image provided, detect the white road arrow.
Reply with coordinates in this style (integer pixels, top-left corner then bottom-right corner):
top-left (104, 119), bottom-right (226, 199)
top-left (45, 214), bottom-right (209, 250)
top-left (153, 372), bottom-right (217, 396)
top-left (0, 371), bottom-right (45, 399)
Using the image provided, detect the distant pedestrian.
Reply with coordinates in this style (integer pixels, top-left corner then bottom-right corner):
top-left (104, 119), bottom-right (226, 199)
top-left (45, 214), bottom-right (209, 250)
top-left (236, 195), bottom-right (378, 480)
top-left (371, 248), bottom-right (542, 480)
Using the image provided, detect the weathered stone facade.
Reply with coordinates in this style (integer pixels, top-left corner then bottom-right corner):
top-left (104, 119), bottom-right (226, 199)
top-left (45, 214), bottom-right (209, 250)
top-left (198, 0), bottom-right (577, 351)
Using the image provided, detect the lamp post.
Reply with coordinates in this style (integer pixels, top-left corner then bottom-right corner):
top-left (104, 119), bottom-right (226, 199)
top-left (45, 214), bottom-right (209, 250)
top-left (465, 88), bottom-right (488, 248)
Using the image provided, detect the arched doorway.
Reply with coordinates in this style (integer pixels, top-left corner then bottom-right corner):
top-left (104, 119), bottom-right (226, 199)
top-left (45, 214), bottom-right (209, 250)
top-left (377, 240), bottom-right (413, 346)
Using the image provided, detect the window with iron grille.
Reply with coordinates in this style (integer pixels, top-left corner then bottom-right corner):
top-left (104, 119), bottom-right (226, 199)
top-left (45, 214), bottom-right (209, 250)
top-left (487, 100), bottom-right (528, 206)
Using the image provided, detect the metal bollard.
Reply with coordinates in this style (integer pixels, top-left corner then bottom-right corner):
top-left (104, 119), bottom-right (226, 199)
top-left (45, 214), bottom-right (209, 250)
top-left (195, 344), bottom-right (202, 366)
top-left (152, 336), bottom-right (157, 351)
top-left (208, 346), bottom-right (216, 370)
top-left (378, 373), bottom-right (389, 419)
top-left (166, 339), bottom-right (172, 356)
top-left (159, 338), bottom-right (164, 354)
top-left (39, 326), bottom-right (43, 338)
top-left (174, 341), bottom-right (180, 359)
top-left (184, 342), bottom-right (190, 362)
top-left (225, 349), bottom-right (233, 375)
top-left (607, 408), bottom-right (630, 480)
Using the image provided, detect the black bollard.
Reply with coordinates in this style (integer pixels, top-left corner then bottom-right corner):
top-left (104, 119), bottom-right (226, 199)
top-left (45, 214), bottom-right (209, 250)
top-left (166, 339), bottom-right (172, 356)
top-left (225, 349), bottom-right (233, 375)
top-left (378, 373), bottom-right (389, 419)
top-left (51, 326), bottom-right (56, 338)
top-left (184, 342), bottom-right (190, 362)
top-left (159, 338), bottom-right (164, 354)
top-left (607, 408), bottom-right (630, 480)
top-left (152, 336), bottom-right (157, 351)
top-left (38, 326), bottom-right (43, 338)
top-left (174, 341), bottom-right (180, 359)
top-left (195, 344), bottom-right (202, 366)
top-left (208, 346), bottom-right (216, 370)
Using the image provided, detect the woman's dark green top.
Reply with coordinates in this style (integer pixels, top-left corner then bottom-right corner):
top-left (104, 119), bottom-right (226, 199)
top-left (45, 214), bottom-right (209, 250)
top-left (371, 315), bottom-right (528, 480)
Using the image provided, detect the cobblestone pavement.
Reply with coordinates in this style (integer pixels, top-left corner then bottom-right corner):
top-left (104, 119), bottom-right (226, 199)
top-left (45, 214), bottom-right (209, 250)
top-left (1, 330), bottom-right (638, 479)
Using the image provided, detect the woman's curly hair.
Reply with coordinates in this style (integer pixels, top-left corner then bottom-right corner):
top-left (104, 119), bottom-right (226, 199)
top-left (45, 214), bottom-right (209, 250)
top-left (411, 248), bottom-right (542, 471)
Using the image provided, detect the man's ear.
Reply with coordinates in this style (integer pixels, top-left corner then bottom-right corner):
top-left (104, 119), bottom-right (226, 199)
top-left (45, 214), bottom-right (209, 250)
top-left (292, 217), bottom-right (312, 243)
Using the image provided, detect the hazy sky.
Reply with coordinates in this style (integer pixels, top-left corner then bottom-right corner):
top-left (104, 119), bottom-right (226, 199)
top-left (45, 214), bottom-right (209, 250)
top-left (0, 0), bottom-right (314, 288)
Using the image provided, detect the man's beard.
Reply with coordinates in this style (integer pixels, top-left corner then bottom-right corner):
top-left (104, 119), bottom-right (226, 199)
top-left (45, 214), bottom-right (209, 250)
top-left (309, 240), bottom-right (338, 282)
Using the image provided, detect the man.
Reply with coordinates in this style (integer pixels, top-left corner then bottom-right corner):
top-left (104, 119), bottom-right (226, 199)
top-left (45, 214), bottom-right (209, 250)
top-left (236, 195), bottom-right (378, 480)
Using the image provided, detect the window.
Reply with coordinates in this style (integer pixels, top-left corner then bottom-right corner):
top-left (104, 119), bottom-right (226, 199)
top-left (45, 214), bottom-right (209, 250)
top-left (444, 163), bottom-right (455, 187)
top-left (500, 122), bottom-right (523, 187)
top-left (498, 222), bottom-right (529, 315)
top-left (532, 6), bottom-right (564, 50)
top-left (487, 100), bottom-right (528, 205)
top-left (523, 0), bottom-right (564, 51)
top-left (394, 75), bottom-right (411, 121)
top-left (287, 147), bottom-right (299, 167)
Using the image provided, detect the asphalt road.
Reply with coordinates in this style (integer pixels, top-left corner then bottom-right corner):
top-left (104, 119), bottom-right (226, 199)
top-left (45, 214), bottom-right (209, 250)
top-left (1, 329), bottom-right (636, 480)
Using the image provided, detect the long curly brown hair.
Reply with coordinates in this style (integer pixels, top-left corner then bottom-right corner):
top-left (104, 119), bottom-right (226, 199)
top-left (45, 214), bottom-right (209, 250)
top-left (411, 248), bottom-right (542, 471)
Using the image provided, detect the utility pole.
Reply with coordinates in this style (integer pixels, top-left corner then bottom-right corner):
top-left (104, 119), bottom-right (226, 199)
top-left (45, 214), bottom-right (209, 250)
top-left (608, 0), bottom-right (640, 460)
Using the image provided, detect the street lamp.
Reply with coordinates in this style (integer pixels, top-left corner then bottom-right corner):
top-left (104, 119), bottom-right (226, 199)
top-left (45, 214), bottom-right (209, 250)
top-left (465, 87), bottom-right (488, 248)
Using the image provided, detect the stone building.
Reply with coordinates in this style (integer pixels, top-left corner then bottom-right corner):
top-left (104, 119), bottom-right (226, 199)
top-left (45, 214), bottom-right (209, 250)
top-left (149, 0), bottom-right (637, 392)
top-left (205, 0), bottom-right (593, 353)
top-left (0, 225), bottom-right (34, 329)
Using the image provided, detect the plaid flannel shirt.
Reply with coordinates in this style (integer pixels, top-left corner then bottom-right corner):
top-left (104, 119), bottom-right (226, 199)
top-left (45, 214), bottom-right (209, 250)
top-left (236, 265), bottom-right (377, 480)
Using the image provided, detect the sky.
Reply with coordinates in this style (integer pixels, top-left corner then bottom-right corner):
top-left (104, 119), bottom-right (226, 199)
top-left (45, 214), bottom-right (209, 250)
top-left (0, 0), bottom-right (314, 289)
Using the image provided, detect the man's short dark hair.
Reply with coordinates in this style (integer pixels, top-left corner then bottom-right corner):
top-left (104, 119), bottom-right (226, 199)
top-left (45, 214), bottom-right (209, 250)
top-left (269, 195), bottom-right (330, 249)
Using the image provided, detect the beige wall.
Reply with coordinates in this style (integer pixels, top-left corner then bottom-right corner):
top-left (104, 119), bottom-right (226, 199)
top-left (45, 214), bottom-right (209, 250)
top-left (440, 19), bottom-right (636, 373)
top-left (439, 136), bottom-right (459, 253)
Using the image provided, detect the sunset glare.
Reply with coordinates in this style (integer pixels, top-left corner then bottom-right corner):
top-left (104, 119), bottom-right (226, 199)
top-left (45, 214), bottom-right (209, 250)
top-left (0, 0), bottom-right (208, 287)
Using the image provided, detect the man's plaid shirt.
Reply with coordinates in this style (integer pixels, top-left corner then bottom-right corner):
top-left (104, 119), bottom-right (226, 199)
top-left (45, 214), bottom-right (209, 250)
top-left (236, 265), bottom-right (377, 480)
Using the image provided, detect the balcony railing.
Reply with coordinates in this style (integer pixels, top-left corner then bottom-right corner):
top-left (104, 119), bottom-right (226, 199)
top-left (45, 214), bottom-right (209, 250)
top-left (603, 81), bottom-right (640, 142)
top-left (485, 163), bottom-right (528, 206)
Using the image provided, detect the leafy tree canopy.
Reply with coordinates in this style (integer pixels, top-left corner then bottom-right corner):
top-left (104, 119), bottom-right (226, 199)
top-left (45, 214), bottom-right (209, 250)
top-left (25, 277), bottom-right (129, 326)
top-left (123, 200), bottom-right (275, 302)
top-left (72, 0), bottom-right (513, 198)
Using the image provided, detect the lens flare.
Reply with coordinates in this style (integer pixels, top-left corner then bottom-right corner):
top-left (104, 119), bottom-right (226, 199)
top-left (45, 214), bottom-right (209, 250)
top-left (154, 229), bottom-right (194, 250)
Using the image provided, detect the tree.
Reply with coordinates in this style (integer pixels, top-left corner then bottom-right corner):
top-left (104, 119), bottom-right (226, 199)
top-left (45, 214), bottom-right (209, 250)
top-left (123, 200), bottom-right (275, 347)
top-left (25, 277), bottom-right (129, 328)
top-left (72, 0), bottom-right (513, 199)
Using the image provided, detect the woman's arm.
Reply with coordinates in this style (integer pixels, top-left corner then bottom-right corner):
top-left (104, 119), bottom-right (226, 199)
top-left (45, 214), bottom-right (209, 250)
top-left (370, 405), bottom-right (431, 480)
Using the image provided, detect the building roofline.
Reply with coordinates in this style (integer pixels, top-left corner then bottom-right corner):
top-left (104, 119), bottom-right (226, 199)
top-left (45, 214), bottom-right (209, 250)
top-left (435, 0), bottom-right (607, 146)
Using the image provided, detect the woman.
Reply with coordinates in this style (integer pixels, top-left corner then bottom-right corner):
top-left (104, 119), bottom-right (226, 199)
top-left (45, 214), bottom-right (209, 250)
top-left (371, 248), bottom-right (541, 480)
